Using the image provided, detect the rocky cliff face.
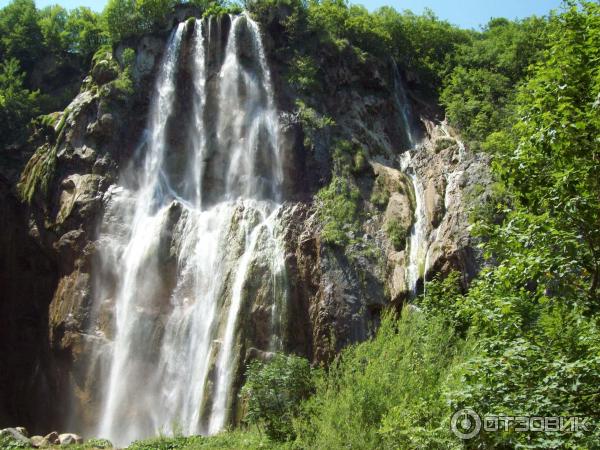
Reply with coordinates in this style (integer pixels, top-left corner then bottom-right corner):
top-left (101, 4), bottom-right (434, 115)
top-left (0, 10), bottom-right (490, 436)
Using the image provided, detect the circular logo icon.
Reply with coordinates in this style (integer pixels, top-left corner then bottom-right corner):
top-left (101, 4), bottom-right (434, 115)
top-left (451, 408), bottom-right (481, 440)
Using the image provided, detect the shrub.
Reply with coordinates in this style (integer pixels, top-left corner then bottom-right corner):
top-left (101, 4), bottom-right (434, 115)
top-left (0, 435), bottom-right (29, 449)
top-left (103, 0), bottom-right (177, 43)
top-left (293, 309), bottom-right (464, 449)
top-left (385, 218), bottom-right (406, 250)
top-left (295, 99), bottom-right (335, 149)
top-left (316, 175), bottom-right (361, 246)
top-left (85, 438), bottom-right (113, 449)
top-left (287, 55), bottom-right (319, 94)
top-left (332, 139), bottom-right (366, 174)
top-left (113, 47), bottom-right (135, 97)
top-left (241, 353), bottom-right (314, 441)
top-left (0, 58), bottom-right (39, 147)
top-left (201, 2), bottom-right (243, 19)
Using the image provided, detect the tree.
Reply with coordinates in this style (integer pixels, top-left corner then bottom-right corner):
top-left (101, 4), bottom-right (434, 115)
top-left (440, 16), bottom-right (549, 147)
top-left (39, 4), bottom-right (69, 54)
top-left (65, 7), bottom-right (107, 63)
top-left (0, 58), bottom-right (39, 147)
top-left (0, 0), bottom-right (43, 73)
top-left (444, 3), bottom-right (600, 447)
top-left (241, 353), bottom-right (314, 441)
top-left (103, 0), bottom-right (178, 43)
top-left (440, 66), bottom-right (512, 143)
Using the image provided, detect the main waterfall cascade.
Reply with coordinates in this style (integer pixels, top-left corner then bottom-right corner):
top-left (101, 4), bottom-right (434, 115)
top-left (79, 15), bottom-right (288, 446)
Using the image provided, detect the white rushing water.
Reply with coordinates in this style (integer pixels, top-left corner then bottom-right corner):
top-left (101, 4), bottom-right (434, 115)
top-left (400, 151), bottom-right (428, 295)
top-left (392, 60), bottom-right (416, 148)
top-left (88, 15), bottom-right (287, 446)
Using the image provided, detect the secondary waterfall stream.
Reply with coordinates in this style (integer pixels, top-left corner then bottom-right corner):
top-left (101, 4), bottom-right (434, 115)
top-left (400, 151), bottom-right (428, 295)
top-left (82, 15), bottom-right (287, 446)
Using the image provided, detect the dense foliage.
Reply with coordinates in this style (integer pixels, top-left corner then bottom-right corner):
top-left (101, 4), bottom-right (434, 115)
top-left (0, 0), bottom-right (106, 148)
top-left (291, 2), bottom-right (600, 449)
top-left (294, 307), bottom-right (464, 449)
top-left (240, 354), bottom-right (314, 441)
top-left (239, 1), bottom-right (600, 449)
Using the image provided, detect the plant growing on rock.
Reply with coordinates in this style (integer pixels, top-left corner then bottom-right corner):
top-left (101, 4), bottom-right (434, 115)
top-left (385, 218), bottom-right (406, 250)
top-left (114, 47), bottom-right (135, 97)
top-left (316, 175), bottom-right (361, 247)
top-left (295, 99), bottom-right (334, 150)
top-left (287, 55), bottom-right (319, 94)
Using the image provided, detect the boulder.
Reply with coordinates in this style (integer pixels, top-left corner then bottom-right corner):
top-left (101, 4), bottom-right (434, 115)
top-left (45, 431), bottom-right (60, 444)
top-left (0, 428), bottom-right (31, 444)
top-left (30, 435), bottom-right (50, 448)
top-left (384, 192), bottom-right (412, 231)
top-left (423, 179), bottom-right (445, 228)
top-left (91, 60), bottom-right (118, 85)
top-left (59, 433), bottom-right (83, 445)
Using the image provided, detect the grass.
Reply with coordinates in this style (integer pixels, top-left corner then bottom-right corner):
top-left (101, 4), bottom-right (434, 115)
top-left (1, 430), bottom-right (286, 450)
top-left (127, 430), bottom-right (286, 450)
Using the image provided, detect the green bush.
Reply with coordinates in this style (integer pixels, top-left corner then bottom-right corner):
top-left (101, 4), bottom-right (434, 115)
top-left (332, 139), bottom-right (364, 174)
top-left (201, 2), bottom-right (242, 19)
top-left (293, 309), bottom-right (464, 449)
top-left (241, 353), bottom-right (314, 441)
top-left (287, 55), bottom-right (319, 94)
top-left (0, 435), bottom-right (29, 449)
top-left (126, 429), bottom-right (277, 449)
top-left (113, 47), bottom-right (135, 97)
top-left (103, 0), bottom-right (178, 43)
top-left (85, 438), bottom-right (113, 449)
top-left (385, 218), bottom-right (406, 250)
top-left (370, 189), bottom-right (389, 209)
top-left (0, 57), bottom-right (39, 147)
top-left (316, 175), bottom-right (361, 247)
top-left (369, 176), bottom-right (390, 208)
top-left (246, 0), bottom-right (307, 44)
top-left (295, 99), bottom-right (335, 147)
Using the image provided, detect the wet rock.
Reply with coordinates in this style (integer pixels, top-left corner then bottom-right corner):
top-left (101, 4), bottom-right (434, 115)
top-left (91, 60), bottom-right (118, 85)
top-left (245, 347), bottom-right (275, 363)
top-left (59, 433), bottom-right (83, 445)
top-left (132, 35), bottom-right (165, 81)
top-left (55, 174), bottom-right (103, 225)
top-left (384, 192), bottom-right (412, 231)
top-left (423, 178), bottom-right (445, 228)
top-left (44, 431), bottom-right (60, 444)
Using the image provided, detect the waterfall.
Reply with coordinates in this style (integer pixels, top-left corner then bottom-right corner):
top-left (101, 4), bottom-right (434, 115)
top-left (85, 15), bottom-right (287, 446)
top-left (400, 151), bottom-right (428, 295)
top-left (392, 60), bottom-right (415, 148)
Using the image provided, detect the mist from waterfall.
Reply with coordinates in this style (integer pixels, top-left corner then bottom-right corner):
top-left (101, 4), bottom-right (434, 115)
top-left (84, 15), bottom-right (287, 446)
